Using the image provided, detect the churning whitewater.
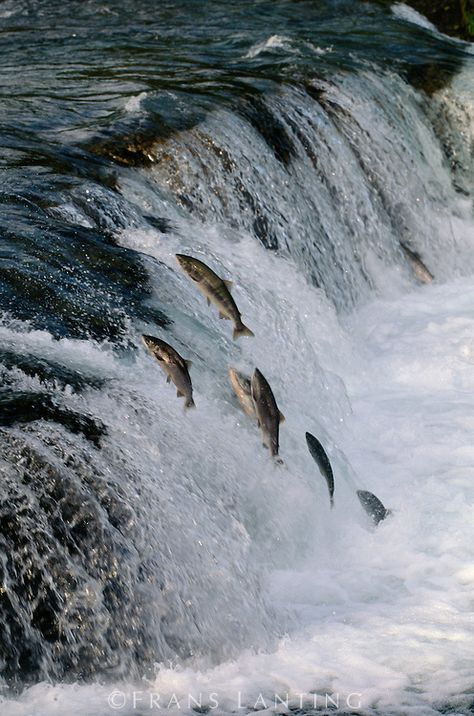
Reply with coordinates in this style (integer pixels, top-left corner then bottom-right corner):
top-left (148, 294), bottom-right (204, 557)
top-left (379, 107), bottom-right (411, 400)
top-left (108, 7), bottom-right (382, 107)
top-left (0, 0), bottom-right (473, 714)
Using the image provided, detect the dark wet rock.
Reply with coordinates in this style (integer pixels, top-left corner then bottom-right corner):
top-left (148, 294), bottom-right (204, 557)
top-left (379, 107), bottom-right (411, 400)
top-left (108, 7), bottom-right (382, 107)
top-left (0, 416), bottom-right (274, 688)
top-left (0, 205), bottom-right (170, 342)
top-left (0, 350), bottom-right (103, 393)
top-left (425, 89), bottom-right (474, 197)
top-left (0, 130), bottom-right (119, 193)
top-left (238, 94), bottom-right (296, 166)
top-left (143, 215), bottom-right (174, 233)
top-left (370, 1), bottom-right (466, 94)
top-left (0, 428), bottom-right (166, 687)
top-left (0, 390), bottom-right (106, 446)
top-left (147, 125), bottom-right (283, 250)
top-left (233, 177), bottom-right (280, 250)
top-left (406, 64), bottom-right (457, 97)
top-left (86, 125), bottom-right (162, 167)
top-left (377, 0), bottom-right (474, 41)
top-left (407, 0), bottom-right (474, 40)
top-left (83, 89), bottom-right (212, 169)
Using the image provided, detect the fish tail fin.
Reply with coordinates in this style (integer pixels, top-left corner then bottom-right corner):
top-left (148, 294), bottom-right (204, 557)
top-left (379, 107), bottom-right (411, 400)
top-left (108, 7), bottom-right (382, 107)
top-left (233, 323), bottom-right (254, 340)
top-left (274, 456), bottom-right (285, 468)
top-left (184, 398), bottom-right (196, 410)
top-left (330, 496), bottom-right (335, 509)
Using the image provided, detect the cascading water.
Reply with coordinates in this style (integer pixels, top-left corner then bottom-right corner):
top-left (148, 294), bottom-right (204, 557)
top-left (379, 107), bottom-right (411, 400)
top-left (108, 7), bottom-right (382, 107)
top-left (0, 1), bottom-right (473, 714)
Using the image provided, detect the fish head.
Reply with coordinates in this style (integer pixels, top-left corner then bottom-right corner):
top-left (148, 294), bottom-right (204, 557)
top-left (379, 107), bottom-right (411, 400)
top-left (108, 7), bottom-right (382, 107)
top-left (305, 431), bottom-right (326, 464)
top-left (176, 254), bottom-right (202, 282)
top-left (251, 368), bottom-right (266, 400)
top-left (142, 334), bottom-right (164, 359)
top-left (229, 368), bottom-right (251, 395)
top-left (142, 334), bottom-right (156, 350)
top-left (250, 369), bottom-right (261, 401)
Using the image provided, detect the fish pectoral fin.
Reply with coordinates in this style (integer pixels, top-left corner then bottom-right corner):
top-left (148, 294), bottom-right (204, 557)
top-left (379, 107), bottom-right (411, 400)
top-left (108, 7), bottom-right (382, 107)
top-left (206, 297), bottom-right (211, 306)
top-left (166, 375), bottom-right (172, 384)
top-left (176, 389), bottom-right (184, 397)
top-left (279, 411), bottom-right (285, 424)
top-left (218, 311), bottom-right (230, 320)
top-left (185, 360), bottom-right (193, 368)
top-left (223, 279), bottom-right (233, 290)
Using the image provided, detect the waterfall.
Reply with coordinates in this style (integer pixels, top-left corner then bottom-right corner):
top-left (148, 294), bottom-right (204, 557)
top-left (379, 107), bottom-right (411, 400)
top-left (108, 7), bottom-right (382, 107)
top-left (0, 1), bottom-right (473, 713)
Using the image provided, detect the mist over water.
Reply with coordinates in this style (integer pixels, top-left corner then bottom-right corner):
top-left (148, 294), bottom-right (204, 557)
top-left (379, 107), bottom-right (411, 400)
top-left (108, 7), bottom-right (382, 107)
top-left (0, 1), bottom-right (473, 714)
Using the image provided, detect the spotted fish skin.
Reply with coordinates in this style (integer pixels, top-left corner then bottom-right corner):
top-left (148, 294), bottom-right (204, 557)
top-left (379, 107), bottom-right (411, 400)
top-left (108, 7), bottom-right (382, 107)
top-left (142, 334), bottom-right (195, 409)
top-left (251, 368), bottom-right (284, 460)
top-left (305, 432), bottom-right (335, 507)
top-left (357, 490), bottom-right (391, 525)
top-left (176, 254), bottom-right (254, 340)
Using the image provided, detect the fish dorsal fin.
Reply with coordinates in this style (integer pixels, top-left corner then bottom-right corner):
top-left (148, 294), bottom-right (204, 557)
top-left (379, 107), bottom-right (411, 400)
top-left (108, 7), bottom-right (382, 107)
top-left (223, 279), bottom-right (233, 290)
top-left (279, 411), bottom-right (285, 424)
top-left (185, 359), bottom-right (192, 368)
top-left (166, 375), bottom-right (172, 384)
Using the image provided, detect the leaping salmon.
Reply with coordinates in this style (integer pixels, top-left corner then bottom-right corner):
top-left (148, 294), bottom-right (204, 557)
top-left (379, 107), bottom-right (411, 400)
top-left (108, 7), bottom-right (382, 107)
top-left (305, 432), bottom-right (335, 507)
top-left (357, 490), bottom-right (391, 525)
top-left (176, 254), bottom-right (254, 340)
top-left (228, 368), bottom-right (256, 419)
top-left (251, 368), bottom-right (284, 461)
top-left (142, 335), bottom-right (195, 410)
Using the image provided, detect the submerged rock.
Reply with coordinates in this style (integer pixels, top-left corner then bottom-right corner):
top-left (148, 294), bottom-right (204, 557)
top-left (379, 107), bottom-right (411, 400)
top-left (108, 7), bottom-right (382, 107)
top-left (0, 428), bottom-right (160, 686)
top-left (378, 0), bottom-right (474, 41)
top-left (409, 0), bottom-right (474, 40)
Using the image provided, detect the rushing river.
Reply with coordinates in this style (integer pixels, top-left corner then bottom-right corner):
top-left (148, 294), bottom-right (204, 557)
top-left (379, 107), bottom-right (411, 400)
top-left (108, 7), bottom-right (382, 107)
top-left (0, 1), bottom-right (473, 714)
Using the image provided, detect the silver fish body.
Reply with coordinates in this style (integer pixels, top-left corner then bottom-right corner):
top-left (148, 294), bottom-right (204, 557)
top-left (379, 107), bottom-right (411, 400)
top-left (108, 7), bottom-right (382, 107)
top-left (251, 368), bottom-right (284, 459)
top-left (305, 432), bottom-right (335, 507)
top-left (176, 254), bottom-right (254, 340)
top-left (400, 243), bottom-right (434, 284)
top-left (228, 368), bottom-right (255, 418)
top-left (142, 334), bottom-right (195, 409)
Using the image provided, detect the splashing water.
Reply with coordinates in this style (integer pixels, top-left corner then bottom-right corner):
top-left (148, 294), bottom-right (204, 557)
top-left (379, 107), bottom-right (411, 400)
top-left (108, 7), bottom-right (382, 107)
top-left (0, 1), bottom-right (473, 714)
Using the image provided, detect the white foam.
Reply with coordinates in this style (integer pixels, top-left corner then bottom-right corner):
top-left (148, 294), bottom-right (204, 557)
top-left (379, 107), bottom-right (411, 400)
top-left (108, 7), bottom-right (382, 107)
top-left (125, 91), bottom-right (148, 113)
top-left (5, 246), bottom-right (474, 716)
top-left (244, 35), bottom-right (295, 59)
top-left (391, 4), bottom-right (438, 32)
top-left (2, 24), bottom-right (474, 716)
top-left (244, 35), bottom-right (330, 60)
